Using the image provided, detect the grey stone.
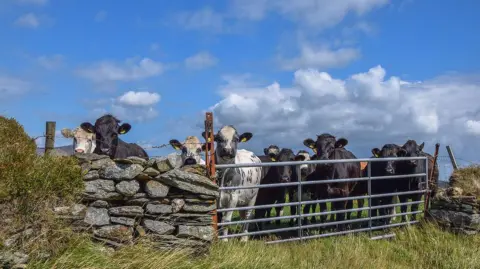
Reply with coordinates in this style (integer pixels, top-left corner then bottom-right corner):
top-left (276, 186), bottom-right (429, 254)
top-left (85, 179), bottom-right (116, 193)
top-left (84, 170), bottom-right (100, 180)
top-left (156, 169), bottom-right (219, 197)
top-left (171, 199), bottom-right (185, 213)
top-left (93, 225), bottom-right (133, 243)
top-left (80, 162), bottom-right (91, 174)
top-left (90, 200), bottom-right (110, 208)
top-left (110, 217), bottom-right (135, 226)
top-left (148, 157), bottom-right (174, 173)
top-left (429, 209), bottom-right (480, 230)
top-left (126, 198), bottom-right (151, 206)
top-left (133, 192), bottom-right (147, 198)
top-left (146, 203), bottom-right (172, 214)
top-left (144, 167), bottom-right (160, 177)
top-left (109, 206), bottom-right (144, 217)
top-left (147, 234), bottom-right (207, 248)
top-left (3, 229), bottom-right (33, 248)
top-left (145, 180), bottom-right (170, 198)
top-left (75, 153), bottom-right (110, 162)
top-left (142, 219), bottom-right (175, 235)
top-left (84, 207), bottom-right (110, 226)
top-left (115, 180), bottom-right (140, 196)
top-left (135, 173), bottom-right (153, 181)
top-left (83, 192), bottom-right (123, 201)
top-left (91, 158), bottom-right (116, 170)
top-left (177, 225), bottom-right (214, 242)
top-left (183, 203), bottom-right (215, 213)
top-left (99, 163), bottom-right (144, 181)
top-left (114, 156), bottom-right (148, 166)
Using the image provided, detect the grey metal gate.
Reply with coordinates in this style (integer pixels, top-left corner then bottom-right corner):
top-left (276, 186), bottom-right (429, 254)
top-left (215, 156), bottom-right (429, 244)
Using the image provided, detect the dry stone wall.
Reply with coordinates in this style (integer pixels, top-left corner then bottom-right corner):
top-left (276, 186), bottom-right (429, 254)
top-left (59, 153), bottom-right (219, 250)
top-left (429, 188), bottom-right (480, 235)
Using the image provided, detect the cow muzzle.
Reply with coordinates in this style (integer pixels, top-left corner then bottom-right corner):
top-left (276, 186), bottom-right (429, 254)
top-left (281, 176), bottom-right (290, 183)
top-left (75, 149), bottom-right (85, 153)
top-left (184, 158), bottom-right (197, 166)
top-left (100, 148), bottom-right (110, 154)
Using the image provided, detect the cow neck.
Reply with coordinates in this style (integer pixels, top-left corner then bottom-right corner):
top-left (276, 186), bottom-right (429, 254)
top-left (214, 150), bottom-right (236, 165)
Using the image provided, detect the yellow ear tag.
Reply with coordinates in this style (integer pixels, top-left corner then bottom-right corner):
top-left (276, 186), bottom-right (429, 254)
top-left (312, 148), bottom-right (317, 154)
top-left (271, 157), bottom-right (276, 161)
top-left (207, 137), bottom-right (211, 142)
top-left (240, 137), bottom-right (247, 142)
top-left (119, 130), bottom-right (126, 134)
top-left (374, 154), bottom-right (379, 158)
top-left (174, 145), bottom-right (181, 150)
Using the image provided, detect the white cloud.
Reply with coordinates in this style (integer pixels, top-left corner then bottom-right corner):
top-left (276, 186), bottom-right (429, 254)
top-left (185, 51), bottom-right (218, 70)
top-left (279, 42), bottom-right (360, 70)
top-left (36, 54), bottom-right (64, 69)
top-left (76, 57), bottom-right (165, 83)
top-left (87, 91), bottom-right (161, 123)
top-left (14, 13), bottom-right (40, 28)
top-left (0, 76), bottom-right (31, 100)
top-left (176, 7), bottom-right (224, 32)
top-left (94, 11), bottom-right (107, 22)
top-left (208, 66), bottom-right (480, 161)
top-left (117, 91), bottom-right (161, 107)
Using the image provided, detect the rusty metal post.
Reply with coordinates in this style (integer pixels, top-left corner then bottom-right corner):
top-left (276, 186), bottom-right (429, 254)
top-left (204, 112), bottom-right (218, 239)
top-left (425, 143), bottom-right (440, 213)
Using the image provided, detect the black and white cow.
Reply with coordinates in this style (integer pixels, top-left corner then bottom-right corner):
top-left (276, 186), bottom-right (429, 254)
top-left (80, 114), bottom-right (149, 159)
top-left (169, 136), bottom-right (206, 166)
top-left (202, 125), bottom-right (262, 242)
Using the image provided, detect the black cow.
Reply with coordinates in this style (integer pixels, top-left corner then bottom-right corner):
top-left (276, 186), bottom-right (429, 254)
top-left (304, 134), bottom-right (360, 230)
top-left (254, 148), bottom-right (305, 230)
top-left (369, 144), bottom-right (403, 225)
top-left (396, 140), bottom-right (429, 222)
top-left (80, 114), bottom-right (149, 159)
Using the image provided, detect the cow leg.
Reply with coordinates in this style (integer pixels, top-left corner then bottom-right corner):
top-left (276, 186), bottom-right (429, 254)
top-left (289, 188), bottom-right (297, 226)
top-left (319, 202), bottom-right (328, 223)
top-left (410, 193), bottom-right (423, 221)
top-left (254, 207), bottom-right (266, 231)
top-left (356, 198), bottom-right (365, 219)
top-left (398, 194), bottom-right (409, 223)
top-left (240, 200), bottom-right (257, 242)
top-left (346, 200), bottom-right (353, 220)
top-left (275, 189), bottom-right (286, 226)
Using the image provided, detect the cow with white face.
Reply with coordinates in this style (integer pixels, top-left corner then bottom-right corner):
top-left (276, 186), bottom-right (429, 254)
top-left (202, 125), bottom-right (262, 242)
top-left (169, 136), bottom-right (206, 166)
top-left (61, 127), bottom-right (96, 154)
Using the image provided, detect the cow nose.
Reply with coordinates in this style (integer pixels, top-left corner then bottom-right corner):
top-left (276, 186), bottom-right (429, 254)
top-left (101, 148), bottom-right (110, 153)
top-left (281, 176), bottom-right (290, 183)
top-left (184, 158), bottom-right (197, 165)
top-left (385, 166), bottom-right (394, 174)
top-left (75, 149), bottom-right (84, 153)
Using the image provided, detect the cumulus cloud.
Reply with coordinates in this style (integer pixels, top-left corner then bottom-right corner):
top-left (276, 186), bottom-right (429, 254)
top-left (76, 57), bottom-right (165, 83)
top-left (14, 13), bottom-right (40, 28)
top-left (279, 42), bottom-right (360, 70)
top-left (0, 76), bottom-right (31, 100)
top-left (87, 91), bottom-right (161, 123)
top-left (185, 51), bottom-right (218, 70)
top-left (208, 66), bottom-right (480, 161)
top-left (117, 91), bottom-right (161, 107)
top-left (36, 54), bottom-right (64, 69)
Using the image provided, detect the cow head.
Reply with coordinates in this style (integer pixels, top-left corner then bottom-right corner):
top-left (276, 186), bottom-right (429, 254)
top-left (295, 150), bottom-right (311, 177)
top-left (80, 114), bottom-right (131, 157)
top-left (61, 127), bottom-right (96, 154)
top-left (303, 133), bottom-right (348, 160)
top-left (275, 148), bottom-right (303, 183)
top-left (170, 136), bottom-right (206, 166)
top-left (264, 145), bottom-right (280, 161)
top-left (372, 144), bottom-right (402, 175)
top-left (398, 140), bottom-right (424, 167)
top-left (202, 125), bottom-right (253, 162)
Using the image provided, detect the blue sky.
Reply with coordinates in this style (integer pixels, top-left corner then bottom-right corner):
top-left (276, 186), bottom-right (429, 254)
top-left (1, 0), bottom-right (479, 180)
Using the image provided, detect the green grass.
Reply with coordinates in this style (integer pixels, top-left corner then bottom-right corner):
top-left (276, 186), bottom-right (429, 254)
top-left (28, 223), bottom-right (480, 269)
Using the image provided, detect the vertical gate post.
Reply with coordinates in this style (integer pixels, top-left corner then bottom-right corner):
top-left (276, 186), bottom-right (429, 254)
top-left (296, 165), bottom-right (303, 240)
top-left (204, 112), bottom-right (218, 239)
top-left (45, 121), bottom-right (56, 155)
top-left (367, 160), bottom-right (372, 236)
top-left (425, 143), bottom-right (440, 212)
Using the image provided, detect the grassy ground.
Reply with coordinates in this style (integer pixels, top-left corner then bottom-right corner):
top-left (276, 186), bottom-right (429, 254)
top-left (28, 223), bottom-right (480, 269)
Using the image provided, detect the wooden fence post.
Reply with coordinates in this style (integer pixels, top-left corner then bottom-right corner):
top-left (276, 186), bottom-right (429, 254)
top-left (446, 145), bottom-right (459, 170)
top-left (204, 112), bottom-right (218, 239)
top-left (45, 121), bottom-right (56, 155)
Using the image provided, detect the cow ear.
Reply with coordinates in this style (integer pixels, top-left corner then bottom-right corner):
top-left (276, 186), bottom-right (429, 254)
top-left (201, 143), bottom-right (208, 152)
top-left (61, 128), bottom-right (74, 138)
top-left (335, 138), bottom-right (348, 148)
top-left (303, 138), bottom-right (315, 149)
top-left (371, 148), bottom-right (380, 158)
top-left (418, 142), bottom-right (425, 151)
top-left (202, 131), bottom-right (215, 143)
top-left (294, 155), bottom-right (306, 161)
top-left (263, 148), bottom-right (269, 156)
top-left (80, 122), bottom-right (94, 134)
top-left (118, 123), bottom-right (131, 135)
top-left (169, 139), bottom-right (182, 151)
top-left (239, 132), bottom-right (253, 143)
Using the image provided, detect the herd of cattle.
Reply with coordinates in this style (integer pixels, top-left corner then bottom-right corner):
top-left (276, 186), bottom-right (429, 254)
top-left (60, 114), bottom-right (439, 242)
